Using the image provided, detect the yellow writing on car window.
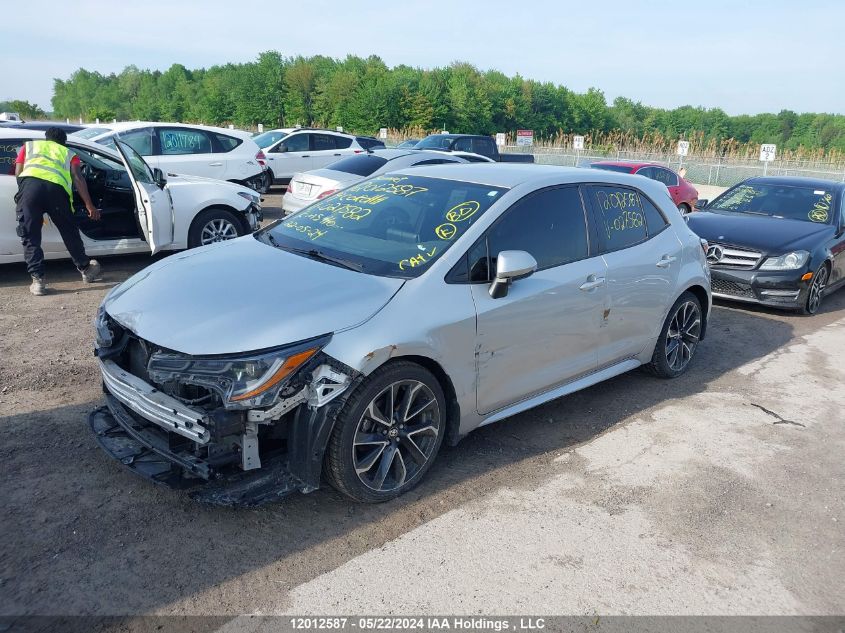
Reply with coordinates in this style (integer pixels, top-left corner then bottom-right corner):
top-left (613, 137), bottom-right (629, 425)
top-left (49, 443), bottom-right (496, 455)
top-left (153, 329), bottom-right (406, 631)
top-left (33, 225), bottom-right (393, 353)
top-left (283, 219), bottom-right (327, 241)
top-left (435, 223), bottom-right (457, 240)
top-left (719, 185), bottom-right (757, 210)
top-left (346, 176), bottom-right (428, 198)
top-left (595, 190), bottom-right (645, 238)
top-left (398, 247), bottom-right (437, 270)
top-left (809, 193), bottom-right (831, 223)
top-left (445, 200), bottom-right (480, 223)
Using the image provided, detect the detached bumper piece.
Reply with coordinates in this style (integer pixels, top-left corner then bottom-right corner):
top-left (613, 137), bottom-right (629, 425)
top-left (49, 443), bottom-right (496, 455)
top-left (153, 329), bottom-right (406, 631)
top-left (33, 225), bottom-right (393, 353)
top-left (89, 396), bottom-right (305, 507)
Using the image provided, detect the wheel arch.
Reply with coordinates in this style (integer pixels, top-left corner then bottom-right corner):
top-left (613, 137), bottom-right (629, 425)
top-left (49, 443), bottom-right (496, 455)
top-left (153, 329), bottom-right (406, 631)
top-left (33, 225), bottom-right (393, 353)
top-left (385, 354), bottom-right (463, 447)
top-left (683, 284), bottom-right (710, 341)
top-left (191, 203), bottom-right (252, 235)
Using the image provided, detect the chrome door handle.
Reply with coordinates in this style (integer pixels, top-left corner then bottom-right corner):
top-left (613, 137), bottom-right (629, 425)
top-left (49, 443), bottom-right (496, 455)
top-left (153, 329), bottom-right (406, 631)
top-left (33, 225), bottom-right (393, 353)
top-left (579, 276), bottom-right (606, 291)
top-left (656, 255), bottom-right (677, 268)
top-left (208, 162), bottom-right (223, 166)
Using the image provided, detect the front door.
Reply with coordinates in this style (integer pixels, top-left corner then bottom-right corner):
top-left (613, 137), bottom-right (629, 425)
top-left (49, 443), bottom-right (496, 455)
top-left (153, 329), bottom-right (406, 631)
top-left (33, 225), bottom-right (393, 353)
top-left (472, 186), bottom-right (605, 415)
top-left (114, 141), bottom-right (173, 254)
top-left (266, 132), bottom-right (313, 181)
top-left (585, 184), bottom-right (681, 366)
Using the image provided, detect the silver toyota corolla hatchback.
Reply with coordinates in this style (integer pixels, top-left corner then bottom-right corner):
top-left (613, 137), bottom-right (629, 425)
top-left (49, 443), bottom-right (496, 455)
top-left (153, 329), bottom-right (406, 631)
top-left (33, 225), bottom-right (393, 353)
top-left (90, 164), bottom-right (711, 504)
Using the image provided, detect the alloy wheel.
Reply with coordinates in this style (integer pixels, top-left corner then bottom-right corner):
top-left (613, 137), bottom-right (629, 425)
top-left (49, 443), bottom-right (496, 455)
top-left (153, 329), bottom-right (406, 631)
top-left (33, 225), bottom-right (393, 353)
top-left (665, 300), bottom-right (701, 372)
top-left (200, 218), bottom-right (239, 245)
top-left (807, 266), bottom-right (828, 314)
top-left (352, 380), bottom-right (441, 492)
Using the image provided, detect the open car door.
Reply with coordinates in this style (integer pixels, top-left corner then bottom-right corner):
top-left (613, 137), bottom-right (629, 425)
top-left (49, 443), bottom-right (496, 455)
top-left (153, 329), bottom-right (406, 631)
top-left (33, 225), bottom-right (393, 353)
top-left (113, 139), bottom-right (173, 253)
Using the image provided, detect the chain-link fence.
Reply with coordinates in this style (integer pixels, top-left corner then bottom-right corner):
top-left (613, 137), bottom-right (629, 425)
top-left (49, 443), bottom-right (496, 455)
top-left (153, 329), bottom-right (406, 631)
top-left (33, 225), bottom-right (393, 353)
top-left (501, 145), bottom-right (845, 186)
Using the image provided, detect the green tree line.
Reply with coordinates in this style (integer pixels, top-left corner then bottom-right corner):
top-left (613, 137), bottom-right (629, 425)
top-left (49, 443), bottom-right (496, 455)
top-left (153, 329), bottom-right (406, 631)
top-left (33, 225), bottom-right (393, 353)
top-left (43, 52), bottom-right (845, 152)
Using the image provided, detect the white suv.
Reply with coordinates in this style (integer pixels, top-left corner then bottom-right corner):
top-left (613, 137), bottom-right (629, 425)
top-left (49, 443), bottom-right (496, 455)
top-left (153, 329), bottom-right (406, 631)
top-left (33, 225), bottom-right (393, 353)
top-left (262, 129), bottom-right (384, 186)
top-left (74, 122), bottom-right (266, 191)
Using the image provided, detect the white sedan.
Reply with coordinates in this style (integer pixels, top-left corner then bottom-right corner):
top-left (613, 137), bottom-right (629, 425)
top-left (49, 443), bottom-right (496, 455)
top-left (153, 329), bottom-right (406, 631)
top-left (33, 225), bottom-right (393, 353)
top-left (0, 129), bottom-right (262, 264)
top-left (281, 149), bottom-right (492, 215)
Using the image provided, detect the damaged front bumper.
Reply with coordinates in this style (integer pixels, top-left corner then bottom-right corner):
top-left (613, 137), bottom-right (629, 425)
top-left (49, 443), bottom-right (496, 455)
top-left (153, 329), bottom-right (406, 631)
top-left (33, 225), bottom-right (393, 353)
top-left (90, 322), bottom-right (357, 506)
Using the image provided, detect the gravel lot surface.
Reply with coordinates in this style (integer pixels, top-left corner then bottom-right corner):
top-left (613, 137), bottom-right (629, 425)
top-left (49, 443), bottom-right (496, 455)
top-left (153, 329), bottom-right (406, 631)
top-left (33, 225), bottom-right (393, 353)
top-left (1, 191), bottom-right (843, 618)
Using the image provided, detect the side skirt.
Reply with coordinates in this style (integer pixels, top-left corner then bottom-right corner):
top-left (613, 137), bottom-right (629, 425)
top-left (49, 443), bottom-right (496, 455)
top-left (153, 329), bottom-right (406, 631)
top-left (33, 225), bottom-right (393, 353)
top-left (478, 358), bottom-right (641, 428)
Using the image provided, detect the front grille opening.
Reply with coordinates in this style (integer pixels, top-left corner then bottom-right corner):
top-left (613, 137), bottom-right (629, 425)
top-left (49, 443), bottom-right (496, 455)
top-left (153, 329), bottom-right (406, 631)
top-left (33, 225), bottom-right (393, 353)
top-left (712, 278), bottom-right (755, 298)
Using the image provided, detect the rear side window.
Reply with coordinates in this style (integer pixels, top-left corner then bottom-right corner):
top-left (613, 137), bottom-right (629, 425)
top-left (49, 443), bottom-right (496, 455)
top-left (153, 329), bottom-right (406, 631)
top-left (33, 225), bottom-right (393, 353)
top-left (0, 139), bottom-right (23, 175)
top-left (469, 187), bottom-right (589, 281)
top-left (159, 128), bottom-right (211, 155)
top-left (653, 168), bottom-right (678, 186)
top-left (413, 158), bottom-right (458, 166)
top-left (356, 137), bottom-right (385, 150)
top-left (589, 185), bottom-right (649, 251)
top-left (214, 133), bottom-right (243, 152)
top-left (635, 166), bottom-right (656, 179)
top-left (313, 134), bottom-right (336, 151)
top-left (472, 137), bottom-right (495, 158)
top-left (116, 128), bottom-right (155, 156)
top-left (641, 195), bottom-right (669, 236)
top-left (327, 155), bottom-right (388, 176)
top-left (334, 136), bottom-right (353, 149)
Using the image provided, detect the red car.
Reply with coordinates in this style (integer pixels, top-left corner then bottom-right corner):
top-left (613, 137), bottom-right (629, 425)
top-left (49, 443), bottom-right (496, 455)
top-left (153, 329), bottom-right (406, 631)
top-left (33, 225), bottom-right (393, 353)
top-left (590, 161), bottom-right (699, 213)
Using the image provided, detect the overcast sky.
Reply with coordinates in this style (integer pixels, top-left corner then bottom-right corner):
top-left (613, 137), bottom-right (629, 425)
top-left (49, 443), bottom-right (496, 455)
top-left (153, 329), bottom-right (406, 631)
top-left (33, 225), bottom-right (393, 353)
top-left (2, 0), bottom-right (843, 115)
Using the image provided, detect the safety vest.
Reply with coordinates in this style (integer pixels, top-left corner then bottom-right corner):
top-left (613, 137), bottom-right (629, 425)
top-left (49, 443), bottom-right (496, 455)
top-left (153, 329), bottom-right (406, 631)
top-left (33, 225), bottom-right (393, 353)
top-left (19, 140), bottom-right (73, 203)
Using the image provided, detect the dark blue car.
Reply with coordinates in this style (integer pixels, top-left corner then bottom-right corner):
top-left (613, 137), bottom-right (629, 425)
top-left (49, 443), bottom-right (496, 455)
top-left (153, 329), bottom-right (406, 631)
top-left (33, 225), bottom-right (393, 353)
top-left (688, 176), bottom-right (845, 314)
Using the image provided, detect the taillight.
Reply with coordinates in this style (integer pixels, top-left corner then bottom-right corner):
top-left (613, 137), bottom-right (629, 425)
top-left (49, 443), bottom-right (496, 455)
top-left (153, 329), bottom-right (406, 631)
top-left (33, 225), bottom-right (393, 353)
top-left (256, 150), bottom-right (266, 166)
top-left (353, 150), bottom-right (364, 154)
top-left (317, 189), bottom-right (337, 200)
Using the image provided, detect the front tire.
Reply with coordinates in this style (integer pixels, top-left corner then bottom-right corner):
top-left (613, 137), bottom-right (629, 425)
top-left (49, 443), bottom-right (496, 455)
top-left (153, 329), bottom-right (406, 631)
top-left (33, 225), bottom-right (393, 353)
top-left (187, 207), bottom-right (245, 248)
top-left (323, 361), bottom-right (446, 503)
top-left (802, 263), bottom-right (829, 315)
top-left (678, 203), bottom-right (691, 214)
top-left (646, 291), bottom-right (703, 378)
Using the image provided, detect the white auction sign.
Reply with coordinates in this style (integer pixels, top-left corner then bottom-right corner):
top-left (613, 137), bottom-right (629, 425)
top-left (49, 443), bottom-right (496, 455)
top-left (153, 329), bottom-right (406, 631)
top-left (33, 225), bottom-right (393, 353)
top-left (257, 123), bottom-right (264, 133)
top-left (677, 140), bottom-right (690, 156)
top-left (495, 132), bottom-right (506, 146)
top-left (759, 144), bottom-right (777, 162)
top-left (336, 126), bottom-right (343, 132)
top-left (379, 127), bottom-right (387, 139)
top-left (516, 129), bottom-right (534, 146)
top-left (573, 135), bottom-right (585, 150)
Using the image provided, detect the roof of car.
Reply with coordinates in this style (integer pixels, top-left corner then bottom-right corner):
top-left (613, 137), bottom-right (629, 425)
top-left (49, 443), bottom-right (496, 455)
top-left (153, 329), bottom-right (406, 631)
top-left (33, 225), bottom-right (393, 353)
top-left (0, 128), bottom-right (124, 155)
top-left (744, 176), bottom-right (845, 190)
top-left (84, 121), bottom-right (256, 138)
top-left (388, 163), bottom-right (674, 192)
top-left (592, 160), bottom-right (671, 170)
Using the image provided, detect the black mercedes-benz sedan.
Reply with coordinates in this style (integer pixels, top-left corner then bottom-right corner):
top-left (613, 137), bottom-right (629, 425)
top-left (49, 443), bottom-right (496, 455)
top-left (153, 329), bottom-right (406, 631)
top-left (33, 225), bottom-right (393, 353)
top-left (688, 176), bottom-right (845, 314)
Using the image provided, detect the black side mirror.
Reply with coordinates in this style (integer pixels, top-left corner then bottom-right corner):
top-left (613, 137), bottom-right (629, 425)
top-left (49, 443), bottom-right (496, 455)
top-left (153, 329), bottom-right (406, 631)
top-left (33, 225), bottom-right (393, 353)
top-left (152, 167), bottom-right (166, 189)
top-left (696, 199), bottom-right (709, 210)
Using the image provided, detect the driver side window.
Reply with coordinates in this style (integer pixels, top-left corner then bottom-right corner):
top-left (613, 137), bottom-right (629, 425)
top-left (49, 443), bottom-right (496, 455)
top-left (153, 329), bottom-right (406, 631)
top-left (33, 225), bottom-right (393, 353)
top-left (469, 186), bottom-right (589, 282)
top-left (278, 133), bottom-right (310, 153)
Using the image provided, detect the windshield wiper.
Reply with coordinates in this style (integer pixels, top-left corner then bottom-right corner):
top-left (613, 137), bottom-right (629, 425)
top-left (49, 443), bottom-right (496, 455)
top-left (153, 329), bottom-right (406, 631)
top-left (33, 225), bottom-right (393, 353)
top-left (281, 245), bottom-right (364, 272)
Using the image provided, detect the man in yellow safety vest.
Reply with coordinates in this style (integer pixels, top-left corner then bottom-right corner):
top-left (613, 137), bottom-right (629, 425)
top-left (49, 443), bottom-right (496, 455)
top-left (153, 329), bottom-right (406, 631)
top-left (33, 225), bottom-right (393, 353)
top-left (14, 127), bottom-right (102, 295)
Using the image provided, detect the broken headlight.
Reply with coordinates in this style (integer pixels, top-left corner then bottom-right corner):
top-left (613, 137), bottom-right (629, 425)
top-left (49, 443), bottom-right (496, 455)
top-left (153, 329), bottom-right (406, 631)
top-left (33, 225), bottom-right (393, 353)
top-left (146, 338), bottom-right (328, 409)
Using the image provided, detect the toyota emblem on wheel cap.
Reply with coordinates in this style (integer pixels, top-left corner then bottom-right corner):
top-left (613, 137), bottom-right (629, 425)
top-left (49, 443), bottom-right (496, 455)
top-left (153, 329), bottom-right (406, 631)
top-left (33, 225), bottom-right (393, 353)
top-left (706, 245), bottom-right (723, 263)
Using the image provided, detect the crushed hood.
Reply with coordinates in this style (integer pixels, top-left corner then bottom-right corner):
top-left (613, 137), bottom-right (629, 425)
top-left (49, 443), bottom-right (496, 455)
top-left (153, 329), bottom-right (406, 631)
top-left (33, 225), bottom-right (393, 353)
top-left (103, 236), bottom-right (404, 355)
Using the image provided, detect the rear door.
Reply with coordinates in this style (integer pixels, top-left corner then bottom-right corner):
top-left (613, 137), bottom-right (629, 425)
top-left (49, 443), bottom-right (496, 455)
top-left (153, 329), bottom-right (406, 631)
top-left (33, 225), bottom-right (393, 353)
top-left (585, 184), bottom-right (681, 366)
top-left (156, 127), bottom-right (223, 179)
top-left (471, 185), bottom-right (605, 414)
top-left (114, 140), bottom-right (173, 253)
top-left (309, 133), bottom-right (346, 170)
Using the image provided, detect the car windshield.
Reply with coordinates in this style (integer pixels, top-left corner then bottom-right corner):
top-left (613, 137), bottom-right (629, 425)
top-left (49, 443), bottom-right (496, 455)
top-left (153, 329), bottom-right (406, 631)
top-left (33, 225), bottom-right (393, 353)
top-left (590, 164), bottom-right (634, 173)
top-left (709, 183), bottom-right (836, 224)
top-left (327, 154), bottom-right (389, 177)
top-left (253, 130), bottom-right (289, 148)
top-left (259, 174), bottom-right (507, 278)
top-left (396, 139), bottom-right (420, 149)
top-left (71, 127), bottom-right (112, 140)
top-left (415, 136), bottom-right (453, 150)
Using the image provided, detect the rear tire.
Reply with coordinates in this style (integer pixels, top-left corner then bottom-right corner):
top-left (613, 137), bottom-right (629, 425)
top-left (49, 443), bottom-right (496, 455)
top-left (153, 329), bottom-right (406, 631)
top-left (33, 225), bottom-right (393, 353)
top-left (323, 361), bottom-right (446, 503)
top-left (187, 207), bottom-right (245, 248)
top-left (646, 291), bottom-right (703, 378)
